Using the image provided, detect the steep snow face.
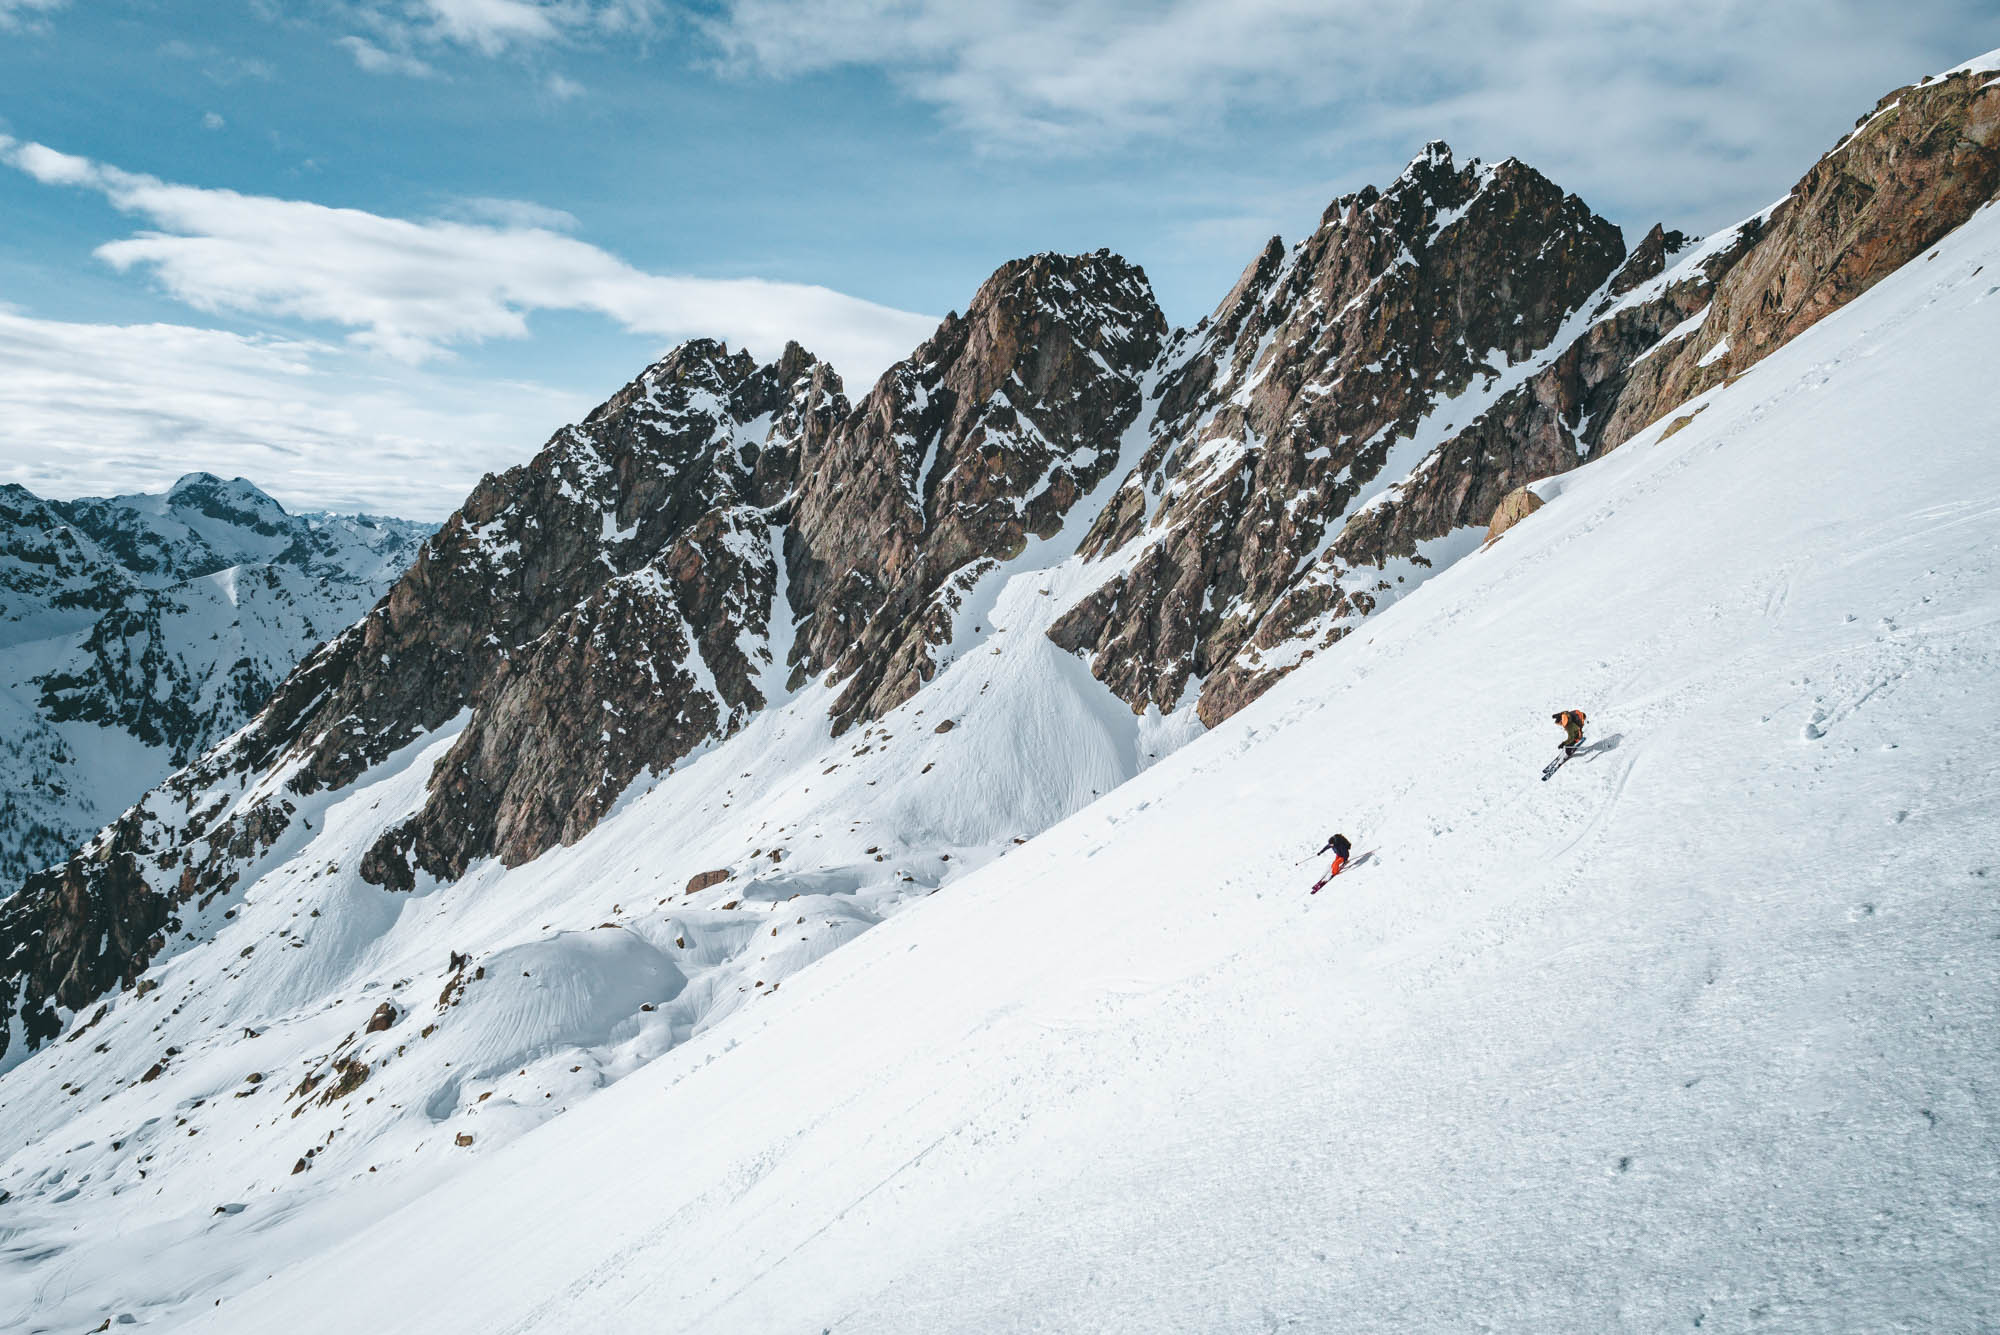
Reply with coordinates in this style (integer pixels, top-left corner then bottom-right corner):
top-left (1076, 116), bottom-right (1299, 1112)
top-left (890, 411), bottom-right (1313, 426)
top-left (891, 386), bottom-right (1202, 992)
top-left (0, 462), bottom-right (1208, 1330)
top-left (0, 477), bottom-right (429, 886)
top-left (0, 330), bottom-right (1201, 1330)
top-left (107, 192), bottom-right (2000, 1333)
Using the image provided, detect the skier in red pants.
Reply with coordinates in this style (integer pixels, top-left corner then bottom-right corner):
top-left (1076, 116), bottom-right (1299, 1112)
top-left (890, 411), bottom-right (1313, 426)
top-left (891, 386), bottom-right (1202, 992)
top-left (1311, 833), bottom-right (1352, 893)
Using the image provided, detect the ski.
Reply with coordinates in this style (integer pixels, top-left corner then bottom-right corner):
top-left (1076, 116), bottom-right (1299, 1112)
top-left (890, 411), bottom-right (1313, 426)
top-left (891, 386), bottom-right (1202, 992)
top-left (1541, 748), bottom-right (1576, 781)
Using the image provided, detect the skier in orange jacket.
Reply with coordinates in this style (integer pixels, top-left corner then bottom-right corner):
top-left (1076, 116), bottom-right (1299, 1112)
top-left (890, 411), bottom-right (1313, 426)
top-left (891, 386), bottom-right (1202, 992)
top-left (1553, 708), bottom-right (1587, 755)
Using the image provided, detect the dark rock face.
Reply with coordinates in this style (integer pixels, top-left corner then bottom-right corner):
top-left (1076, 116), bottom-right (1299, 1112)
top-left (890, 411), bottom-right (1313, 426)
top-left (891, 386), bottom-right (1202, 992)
top-left (684, 869), bottom-right (730, 895)
top-left (1196, 65), bottom-right (2000, 721)
top-left (0, 818), bottom-right (169, 1054)
top-left (356, 340), bottom-right (843, 884)
top-left (1602, 64), bottom-right (2000, 448)
top-left (1049, 146), bottom-right (1628, 717)
top-left (1195, 220), bottom-right (1748, 718)
top-left (322, 257), bottom-right (1162, 888)
top-left (787, 250), bottom-right (1166, 731)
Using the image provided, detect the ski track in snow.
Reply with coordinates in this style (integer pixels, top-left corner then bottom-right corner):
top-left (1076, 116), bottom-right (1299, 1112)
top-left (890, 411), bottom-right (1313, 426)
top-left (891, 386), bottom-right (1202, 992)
top-left (7, 203), bottom-right (2000, 1335)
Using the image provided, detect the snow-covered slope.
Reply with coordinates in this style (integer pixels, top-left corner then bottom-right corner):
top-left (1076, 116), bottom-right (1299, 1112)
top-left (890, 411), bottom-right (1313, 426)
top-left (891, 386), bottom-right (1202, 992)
top-left (0, 395), bottom-right (1216, 1330)
top-left (0, 476), bottom-right (429, 883)
top-left (5, 160), bottom-right (1999, 1335)
top-left (226, 192), bottom-right (2000, 1333)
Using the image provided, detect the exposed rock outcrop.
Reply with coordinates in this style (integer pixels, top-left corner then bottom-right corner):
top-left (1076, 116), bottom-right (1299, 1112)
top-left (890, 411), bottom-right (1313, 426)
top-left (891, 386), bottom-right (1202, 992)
top-left (1602, 62), bottom-right (2000, 446)
top-left (788, 250), bottom-right (1166, 730)
top-left (1181, 59), bottom-right (1999, 722)
top-left (1050, 145), bottom-right (1629, 717)
top-left (684, 869), bottom-right (730, 895)
top-left (359, 340), bottom-right (843, 884)
top-left (1484, 487), bottom-right (1546, 543)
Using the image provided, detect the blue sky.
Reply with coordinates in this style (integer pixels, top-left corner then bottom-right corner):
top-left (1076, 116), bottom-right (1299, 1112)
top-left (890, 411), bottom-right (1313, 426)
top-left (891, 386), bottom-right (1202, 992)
top-left (1, 0), bottom-right (1993, 518)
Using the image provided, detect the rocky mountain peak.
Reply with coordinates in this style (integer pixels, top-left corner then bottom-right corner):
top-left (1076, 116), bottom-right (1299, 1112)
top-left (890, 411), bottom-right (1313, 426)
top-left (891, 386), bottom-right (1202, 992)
top-left (583, 337), bottom-right (759, 429)
top-left (1609, 222), bottom-right (1693, 297)
top-left (788, 248), bottom-right (1168, 730)
top-left (340, 337), bottom-right (848, 884)
top-left (1054, 143), bottom-right (1628, 718)
top-left (1372, 138), bottom-right (1479, 224)
top-left (160, 472), bottom-right (289, 533)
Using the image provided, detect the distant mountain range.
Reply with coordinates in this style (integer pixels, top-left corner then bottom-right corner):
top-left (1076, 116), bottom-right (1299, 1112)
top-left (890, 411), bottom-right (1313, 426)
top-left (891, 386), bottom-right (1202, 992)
top-left (0, 473), bottom-right (429, 884)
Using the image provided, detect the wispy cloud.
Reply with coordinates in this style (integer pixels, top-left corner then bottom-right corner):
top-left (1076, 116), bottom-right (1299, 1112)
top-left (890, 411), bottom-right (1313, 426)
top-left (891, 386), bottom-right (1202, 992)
top-left (0, 0), bottom-right (64, 32)
top-left (0, 136), bottom-right (937, 386)
top-left (544, 70), bottom-right (584, 100)
top-left (352, 0), bottom-right (659, 58)
top-left (157, 36), bottom-right (278, 84)
top-left (339, 34), bottom-right (439, 77)
top-left (447, 196), bottom-right (580, 230)
top-left (0, 310), bottom-right (588, 519)
top-left (704, 0), bottom-right (1992, 230)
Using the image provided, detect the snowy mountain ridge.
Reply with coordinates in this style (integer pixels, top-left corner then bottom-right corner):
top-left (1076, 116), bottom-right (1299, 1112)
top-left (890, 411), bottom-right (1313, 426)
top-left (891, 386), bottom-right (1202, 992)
top-left (0, 48), bottom-right (1996, 1332)
top-left (190, 186), bottom-right (2000, 1329)
top-left (0, 475), bottom-right (429, 885)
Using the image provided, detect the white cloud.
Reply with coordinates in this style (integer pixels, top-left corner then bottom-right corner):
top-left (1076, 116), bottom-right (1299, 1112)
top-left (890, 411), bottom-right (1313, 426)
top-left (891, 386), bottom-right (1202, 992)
top-left (0, 0), bottom-right (64, 31)
top-left (353, 0), bottom-right (659, 58)
top-left (203, 111), bottom-right (226, 131)
top-left (339, 34), bottom-right (439, 77)
top-left (704, 0), bottom-right (1992, 231)
top-left (544, 70), bottom-right (584, 100)
top-left (0, 136), bottom-right (937, 387)
top-left (421, 0), bottom-right (564, 53)
top-left (449, 196), bottom-right (580, 230)
top-left (0, 310), bottom-right (588, 519)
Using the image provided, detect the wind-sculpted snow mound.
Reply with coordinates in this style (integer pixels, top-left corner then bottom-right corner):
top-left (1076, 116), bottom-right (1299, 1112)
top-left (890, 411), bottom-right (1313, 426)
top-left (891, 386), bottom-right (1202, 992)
top-left (440, 934), bottom-right (688, 1081)
top-left (161, 161), bottom-right (2000, 1335)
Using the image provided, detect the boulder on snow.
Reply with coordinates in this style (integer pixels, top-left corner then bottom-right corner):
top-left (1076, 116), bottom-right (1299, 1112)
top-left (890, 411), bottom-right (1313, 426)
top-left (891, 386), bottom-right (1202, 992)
top-left (685, 869), bottom-right (730, 895)
top-left (364, 1001), bottom-right (397, 1034)
top-left (1485, 487), bottom-right (1546, 544)
top-left (454, 1132), bottom-right (474, 1147)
